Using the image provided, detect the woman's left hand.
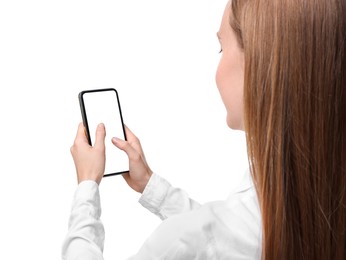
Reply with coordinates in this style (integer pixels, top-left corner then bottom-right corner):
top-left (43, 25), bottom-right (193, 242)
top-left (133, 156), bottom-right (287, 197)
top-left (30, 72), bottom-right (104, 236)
top-left (70, 122), bottom-right (106, 185)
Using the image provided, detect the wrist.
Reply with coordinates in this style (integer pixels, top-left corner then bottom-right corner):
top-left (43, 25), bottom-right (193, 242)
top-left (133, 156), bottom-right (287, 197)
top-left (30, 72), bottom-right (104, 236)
top-left (129, 171), bottom-right (153, 193)
top-left (77, 174), bottom-right (102, 185)
top-left (138, 171), bottom-right (153, 193)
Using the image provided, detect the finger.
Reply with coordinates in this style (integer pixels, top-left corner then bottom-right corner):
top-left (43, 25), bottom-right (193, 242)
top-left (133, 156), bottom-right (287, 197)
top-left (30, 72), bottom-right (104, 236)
top-left (124, 125), bottom-right (138, 142)
top-left (75, 122), bottom-right (88, 143)
top-left (123, 125), bottom-right (144, 153)
top-left (94, 123), bottom-right (106, 149)
top-left (112, 137), bottom-right (140, 161)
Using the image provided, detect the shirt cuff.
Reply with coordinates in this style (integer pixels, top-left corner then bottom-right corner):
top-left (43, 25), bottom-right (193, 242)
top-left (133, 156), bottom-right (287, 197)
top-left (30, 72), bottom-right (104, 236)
top-left (138, 173), bottom-right (171, 217)
top-left (72, 180), bottom-right (101, 215)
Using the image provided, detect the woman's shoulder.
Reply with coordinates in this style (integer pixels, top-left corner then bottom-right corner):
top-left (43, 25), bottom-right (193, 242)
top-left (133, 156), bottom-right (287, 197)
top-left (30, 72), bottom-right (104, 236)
top-left (158, 184), bottom-right (261, 259)
top-left (200, 170), bottom-right (262, 258)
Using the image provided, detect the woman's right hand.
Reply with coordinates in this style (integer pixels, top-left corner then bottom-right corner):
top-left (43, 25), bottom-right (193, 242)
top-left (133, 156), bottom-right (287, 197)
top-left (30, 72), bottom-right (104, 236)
top-left (112, 126), bottom-right (153, 193)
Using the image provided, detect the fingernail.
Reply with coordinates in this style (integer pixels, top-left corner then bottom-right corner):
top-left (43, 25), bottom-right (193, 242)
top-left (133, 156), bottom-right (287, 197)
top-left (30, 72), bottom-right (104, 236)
top-left (98, 123), bottom-right (105, 128)
top-left (112, 137), bottom-right (120, 143)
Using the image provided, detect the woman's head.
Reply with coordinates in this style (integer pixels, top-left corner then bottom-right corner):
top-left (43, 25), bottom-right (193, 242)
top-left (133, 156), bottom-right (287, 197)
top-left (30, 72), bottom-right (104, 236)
top-left (222, 0), bottom-right (346, 259)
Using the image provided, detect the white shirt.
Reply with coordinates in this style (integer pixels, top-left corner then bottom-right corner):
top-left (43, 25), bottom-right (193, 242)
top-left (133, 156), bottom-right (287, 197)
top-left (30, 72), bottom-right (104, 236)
top-left (62, 173), bottom-right (262, 259)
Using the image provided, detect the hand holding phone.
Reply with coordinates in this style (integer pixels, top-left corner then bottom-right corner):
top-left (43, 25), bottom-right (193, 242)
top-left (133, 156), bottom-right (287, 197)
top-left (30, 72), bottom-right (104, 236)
top-left (111, 126), bottom-right (153, 193)
top-left (78, 88), bottom-right (129, 177)
top-left (70, 122), bottom-right (106, 184)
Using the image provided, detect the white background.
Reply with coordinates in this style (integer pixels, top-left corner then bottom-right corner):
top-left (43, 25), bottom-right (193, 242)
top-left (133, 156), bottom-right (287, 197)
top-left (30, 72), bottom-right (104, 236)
top-left (0, 0), bottom-right (249, 259)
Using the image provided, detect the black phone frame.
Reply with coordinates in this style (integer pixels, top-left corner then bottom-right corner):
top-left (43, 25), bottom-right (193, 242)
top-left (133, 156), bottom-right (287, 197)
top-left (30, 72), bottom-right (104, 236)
top-left (78, 88), bottom-right (129, 177)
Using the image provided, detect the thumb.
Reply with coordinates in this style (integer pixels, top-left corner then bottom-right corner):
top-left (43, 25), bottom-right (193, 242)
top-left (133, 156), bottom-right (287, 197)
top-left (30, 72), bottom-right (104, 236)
top-left (94, 123), bottom-right (106, 149)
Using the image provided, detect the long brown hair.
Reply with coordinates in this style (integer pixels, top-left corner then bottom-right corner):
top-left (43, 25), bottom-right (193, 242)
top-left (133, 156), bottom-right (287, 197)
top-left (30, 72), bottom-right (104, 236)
top-left (231, 0), bottom-right (346, 259)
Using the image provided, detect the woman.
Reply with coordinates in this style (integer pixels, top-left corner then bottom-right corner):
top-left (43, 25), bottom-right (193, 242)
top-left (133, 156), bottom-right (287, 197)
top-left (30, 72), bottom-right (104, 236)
top-left (62, 0), bottom-right (346, 259)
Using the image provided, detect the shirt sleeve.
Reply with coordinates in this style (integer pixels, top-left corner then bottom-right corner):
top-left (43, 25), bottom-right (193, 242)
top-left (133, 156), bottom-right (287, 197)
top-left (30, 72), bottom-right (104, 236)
top-left (62, 181), bottom-right (105, 260)
top-left (138, 174), bottom-right (201, 220)
top-left (128, 185), bottom-right (262, 260)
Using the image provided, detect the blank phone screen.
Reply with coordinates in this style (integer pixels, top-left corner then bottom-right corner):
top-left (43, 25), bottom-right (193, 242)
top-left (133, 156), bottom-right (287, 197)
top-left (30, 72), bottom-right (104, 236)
top-left (79, 88), bottom-right (129, 176)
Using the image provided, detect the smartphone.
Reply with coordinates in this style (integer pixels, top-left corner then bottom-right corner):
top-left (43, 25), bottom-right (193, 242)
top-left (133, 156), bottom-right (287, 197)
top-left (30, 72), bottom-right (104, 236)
top-left (78, 88), bottom-right (129, 177)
